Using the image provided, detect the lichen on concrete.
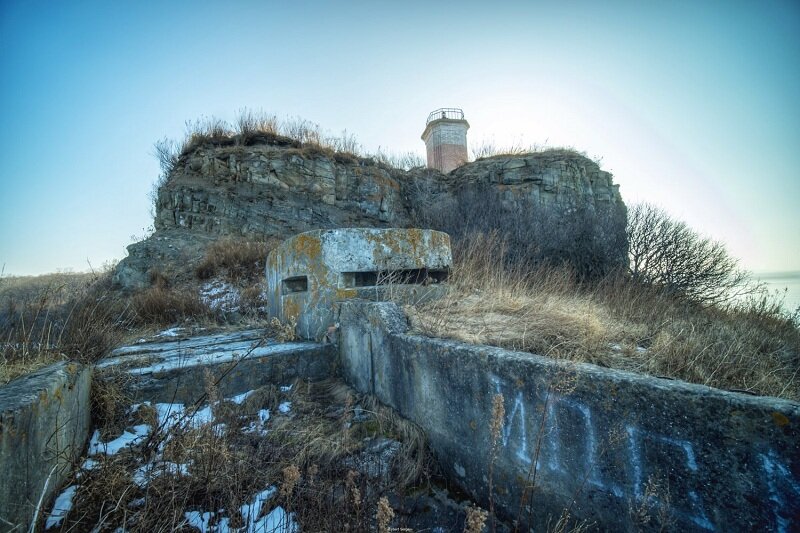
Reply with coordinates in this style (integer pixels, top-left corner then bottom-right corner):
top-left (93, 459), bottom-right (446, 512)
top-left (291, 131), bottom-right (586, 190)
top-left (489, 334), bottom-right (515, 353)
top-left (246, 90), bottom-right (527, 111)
top-left (267, 228), bottom-right (452, 340)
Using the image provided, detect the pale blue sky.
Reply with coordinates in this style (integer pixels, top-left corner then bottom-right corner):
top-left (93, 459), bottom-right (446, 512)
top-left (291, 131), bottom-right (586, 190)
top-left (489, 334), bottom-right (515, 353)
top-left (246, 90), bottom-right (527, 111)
top-left (1, 0), bottom-right (798, 275)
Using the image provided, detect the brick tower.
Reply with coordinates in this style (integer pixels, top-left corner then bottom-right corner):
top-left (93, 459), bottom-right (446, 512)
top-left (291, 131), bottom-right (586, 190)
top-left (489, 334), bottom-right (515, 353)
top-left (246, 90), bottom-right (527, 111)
top-left (421, 108), bottom-right (469, 173)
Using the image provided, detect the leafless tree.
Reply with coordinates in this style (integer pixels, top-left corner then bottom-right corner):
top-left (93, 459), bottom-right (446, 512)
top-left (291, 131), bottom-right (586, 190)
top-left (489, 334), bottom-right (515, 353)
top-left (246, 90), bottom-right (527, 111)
top-left (627, 203), bottom-right (753, 305)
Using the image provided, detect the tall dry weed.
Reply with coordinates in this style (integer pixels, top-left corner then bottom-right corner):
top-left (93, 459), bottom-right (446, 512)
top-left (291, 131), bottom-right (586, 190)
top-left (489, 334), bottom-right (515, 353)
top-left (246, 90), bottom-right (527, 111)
top-left (1, 271), bottom-right (133, 381)
top-left (410, 233), bottom-right (799, 400)
top-left (58, 378), bottom-right (430, 532)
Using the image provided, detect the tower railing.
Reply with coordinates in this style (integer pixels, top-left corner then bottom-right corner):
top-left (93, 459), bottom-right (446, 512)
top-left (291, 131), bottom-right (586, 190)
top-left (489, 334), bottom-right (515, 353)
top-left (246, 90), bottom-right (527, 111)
top-left (426, 108), bottom-right (465, 124)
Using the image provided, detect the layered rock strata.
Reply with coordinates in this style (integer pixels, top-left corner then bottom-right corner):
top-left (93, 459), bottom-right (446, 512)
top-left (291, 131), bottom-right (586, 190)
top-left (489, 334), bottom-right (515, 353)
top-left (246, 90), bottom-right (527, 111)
top-left (115, 142), bottom-right (623, 289)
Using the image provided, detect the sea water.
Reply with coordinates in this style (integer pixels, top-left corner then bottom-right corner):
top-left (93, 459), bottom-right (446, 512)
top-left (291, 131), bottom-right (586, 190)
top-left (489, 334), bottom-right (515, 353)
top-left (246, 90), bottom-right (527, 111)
top-left (753, 271), bottom-right (800, 314)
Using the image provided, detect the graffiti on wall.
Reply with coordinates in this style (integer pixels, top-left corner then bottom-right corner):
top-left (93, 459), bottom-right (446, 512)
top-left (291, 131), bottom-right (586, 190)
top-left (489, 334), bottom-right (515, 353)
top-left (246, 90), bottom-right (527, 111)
top-left (490, 376), bottom-right (798, 532)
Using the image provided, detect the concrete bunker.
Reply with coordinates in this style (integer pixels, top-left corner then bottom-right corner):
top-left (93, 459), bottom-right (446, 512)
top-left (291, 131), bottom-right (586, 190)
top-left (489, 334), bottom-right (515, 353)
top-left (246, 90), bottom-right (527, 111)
top-left (266, 228), bottom-right (452, 340)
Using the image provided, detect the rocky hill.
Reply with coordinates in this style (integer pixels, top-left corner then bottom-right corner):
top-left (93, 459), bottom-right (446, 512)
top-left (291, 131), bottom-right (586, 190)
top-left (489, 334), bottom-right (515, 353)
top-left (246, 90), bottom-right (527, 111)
top-left (113, 139), bottom-right (624, 290)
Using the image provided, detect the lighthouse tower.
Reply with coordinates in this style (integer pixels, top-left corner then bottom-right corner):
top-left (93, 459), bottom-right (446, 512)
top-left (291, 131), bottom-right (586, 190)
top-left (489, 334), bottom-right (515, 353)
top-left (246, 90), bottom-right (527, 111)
top-left (421, 108), bottom-right (469, 173)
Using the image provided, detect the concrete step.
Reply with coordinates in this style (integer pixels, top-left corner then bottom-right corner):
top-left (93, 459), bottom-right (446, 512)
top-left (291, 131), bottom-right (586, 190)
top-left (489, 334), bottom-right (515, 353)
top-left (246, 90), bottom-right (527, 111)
top-left (97, 329), bottom-right (336, 403)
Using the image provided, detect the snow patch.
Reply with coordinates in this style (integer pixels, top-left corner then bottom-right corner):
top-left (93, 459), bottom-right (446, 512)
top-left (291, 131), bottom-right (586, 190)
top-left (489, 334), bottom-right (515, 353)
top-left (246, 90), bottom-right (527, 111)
top-left (278, 402), bottom-right (291, 414)
top-left (229, 390), bottom-right (256, 404)
top-left (183, 487), bottom-right (297, 533)
top-left (81, 458), bottom-right (99, 471)
top-left (45, 485), bottom-right (77, 529)
top-left (184, 510), bottom-right (215, 533)
top-left (243, 409), bottom-right (270, 436)
top-left (88, 425), bottom-right (150, 456)
top-left (157, 327), bottom-right (184, 338)
top-left (200, 281), bottom-right (240, 313)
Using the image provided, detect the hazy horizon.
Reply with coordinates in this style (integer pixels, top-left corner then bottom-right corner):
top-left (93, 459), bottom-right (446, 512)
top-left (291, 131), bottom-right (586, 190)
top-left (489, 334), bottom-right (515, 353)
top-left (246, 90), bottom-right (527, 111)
top-left (1, 0), bottom-right (798, 276)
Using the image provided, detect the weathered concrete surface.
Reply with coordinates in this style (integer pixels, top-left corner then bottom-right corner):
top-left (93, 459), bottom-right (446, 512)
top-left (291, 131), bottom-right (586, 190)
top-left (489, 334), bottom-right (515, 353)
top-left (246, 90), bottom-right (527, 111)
top-left (267, 228), bottom-right (451, 340)
top-left (0, 362), bottom-right (92, 531)
top-left (339, 301), bottom-right (800, 532)
top-left (97, 329), bottom-right (334, 403)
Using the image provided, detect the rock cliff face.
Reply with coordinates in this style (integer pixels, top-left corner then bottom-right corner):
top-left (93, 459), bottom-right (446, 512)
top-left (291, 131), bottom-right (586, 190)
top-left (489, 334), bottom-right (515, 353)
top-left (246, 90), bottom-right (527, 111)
top-left (114, 141), bottom-right (623, 290)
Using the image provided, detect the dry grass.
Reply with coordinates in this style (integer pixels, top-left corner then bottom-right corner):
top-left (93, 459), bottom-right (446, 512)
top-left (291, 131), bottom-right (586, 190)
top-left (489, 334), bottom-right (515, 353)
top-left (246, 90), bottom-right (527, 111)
top-left (155, 108), bottom-right (427, 182)
top-left (0, 271), bottom-right (95, 305)
top-left (131, 286), bottom-right (212, 326)
top-left (408, 235), bottom-right (628, 364)
top-left (469, 139), bottom-right (598, 163)
top-left (410, 233), bottom-right (800, 400)
top-left (191, 236), bottom-right (280, 320)
top-left (195, 237), bottom-right (279, 284)
top-left (0, 266), bottom-right (249, 383)
top-left (0, 271), bottom-right (134, 383)
top-left (0, 239), bottom-right (281, 386)
top-left (51, 377), bottom-right (433, 532)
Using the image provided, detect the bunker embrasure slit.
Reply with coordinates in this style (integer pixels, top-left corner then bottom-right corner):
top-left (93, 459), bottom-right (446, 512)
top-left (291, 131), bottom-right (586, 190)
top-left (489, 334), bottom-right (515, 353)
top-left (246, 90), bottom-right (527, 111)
top-left (282, 276), bottom-right (308, 294)
top-left (341, 269), bottom-right (448, 288)
top-left (267, 228), bottom-right (452, 339)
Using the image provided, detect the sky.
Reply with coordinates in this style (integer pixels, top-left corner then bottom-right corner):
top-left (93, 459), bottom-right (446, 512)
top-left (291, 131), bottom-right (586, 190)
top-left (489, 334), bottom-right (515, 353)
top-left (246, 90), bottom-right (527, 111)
top-left (1, 0), bottom-right (798, 276)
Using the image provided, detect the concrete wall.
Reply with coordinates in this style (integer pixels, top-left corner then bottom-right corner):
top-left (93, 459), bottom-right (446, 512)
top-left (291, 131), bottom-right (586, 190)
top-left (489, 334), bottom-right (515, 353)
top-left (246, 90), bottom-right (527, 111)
top-left (0, 362), bottom-right (92, 530)
top-left (339, 301), bottom-right (800, 532)
top-left (267, 228), bottom-right (451, 340)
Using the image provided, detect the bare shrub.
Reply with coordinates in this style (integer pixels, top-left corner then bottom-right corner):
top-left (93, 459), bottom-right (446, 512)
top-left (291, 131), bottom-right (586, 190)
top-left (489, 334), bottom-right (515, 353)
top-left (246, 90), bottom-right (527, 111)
top-left (152, 137), bottom-right (182, 177)
top-left (372, 148), bottom-right (426, 170)
top-left (150, 137), bottom-right (187, 211)
top-left (627, 203), bottom-right (754, 305)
